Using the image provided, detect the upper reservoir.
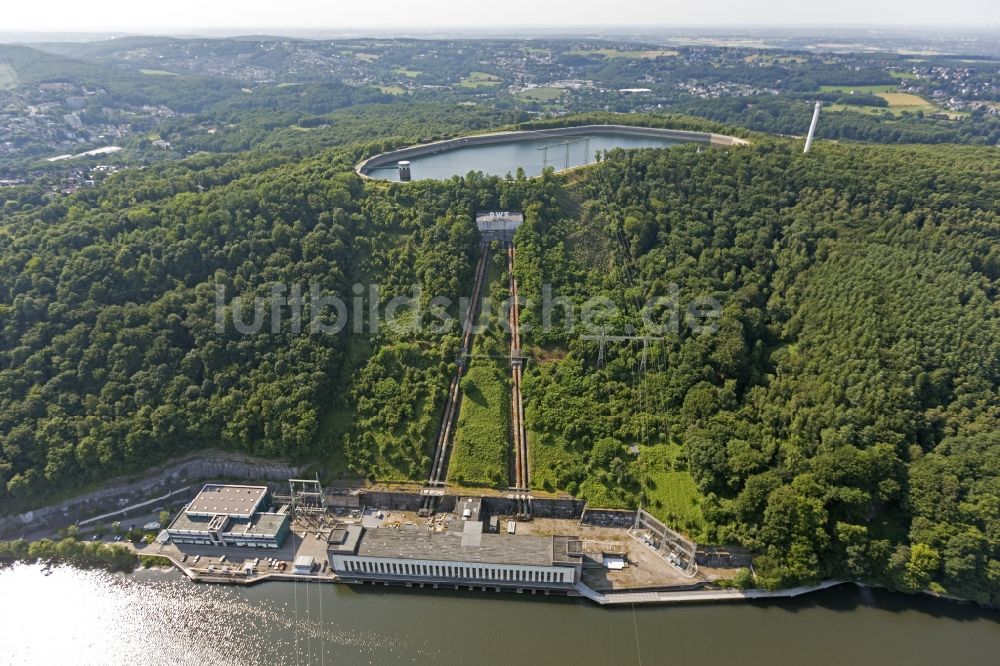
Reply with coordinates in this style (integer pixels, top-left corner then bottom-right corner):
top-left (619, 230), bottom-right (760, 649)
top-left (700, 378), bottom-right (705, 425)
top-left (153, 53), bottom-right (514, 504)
top-left (358, 125), bottom-right (743, 181)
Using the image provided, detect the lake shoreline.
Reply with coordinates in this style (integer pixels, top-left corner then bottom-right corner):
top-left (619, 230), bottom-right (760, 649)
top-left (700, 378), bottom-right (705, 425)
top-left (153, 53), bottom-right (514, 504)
top-left (132, 543), bottom-right (998, 611)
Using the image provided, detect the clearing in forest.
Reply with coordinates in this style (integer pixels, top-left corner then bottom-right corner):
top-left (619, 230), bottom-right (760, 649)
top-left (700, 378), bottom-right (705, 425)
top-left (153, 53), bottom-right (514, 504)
top-left (448, 363), bottom-right (510, 488)
top-left (0, 64), bottom-right (17, 89)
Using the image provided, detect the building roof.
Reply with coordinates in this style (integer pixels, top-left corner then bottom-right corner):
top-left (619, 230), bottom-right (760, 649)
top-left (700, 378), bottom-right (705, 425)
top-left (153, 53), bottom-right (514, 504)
top-left (185, 484), bottom-right (268, 518)
top-left (223, 512), bottom-right (288, 538)
top-left (552, 536), bottom-right (584, 564)
top-left (456, 497), bottom-right (482, 522)
top-left (604, 555), bottom-right (626, 570)
top-left (475, 211), bottom-right (524, 223)
top-left (328, 525), bottom-right (365, 554)
top-left (167, 511), bottom-right (213, 532)
top-left (343, 525), bottom-right (580, 567)
top-left (167, 509), bottom-right (287, 538)
top-left (460, 520), bottom-right (483, 547)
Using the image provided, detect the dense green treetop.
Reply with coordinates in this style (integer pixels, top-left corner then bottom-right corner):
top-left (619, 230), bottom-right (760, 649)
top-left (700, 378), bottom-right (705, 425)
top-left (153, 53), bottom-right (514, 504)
top-left (0, 107), bottom-right (998, 600)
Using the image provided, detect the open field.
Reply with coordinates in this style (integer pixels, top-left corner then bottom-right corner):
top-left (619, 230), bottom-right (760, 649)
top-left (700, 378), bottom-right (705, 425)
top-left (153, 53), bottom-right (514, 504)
top-left (515, 86), bottom-right (565, 101)
top-left (570, 48), bottom-right (678, 59)
top-left (459, 71), bottom-right (501, 88)
top-left (830, 91), bottom-right (941, 117)
top-left (635, 444), bottom-right (706, 538)
top-left (394, 67), bottom-right (422, 78)
top-left (576, 476), bottom-right (630, 509)
top-left (527, 429), bottom-right (572, 493)
top-left (819, 84), bottom-right (898, 93)
top-left (744, 54), bottom-right (806, 65)
top-left (0, 64), bottom-right (16, 89)
top-left (826, 103), bottom-right (890, 115)
top-left (354, 52), bottom-right (380, 62)
top-left (378, 85), bottom-right (406, 95)
top-left (448, 364), bottom-right (510, 488)
top-left (139, 69), bottom-right (178, 76)
top-left (877, 91), bottom-right (937, 109)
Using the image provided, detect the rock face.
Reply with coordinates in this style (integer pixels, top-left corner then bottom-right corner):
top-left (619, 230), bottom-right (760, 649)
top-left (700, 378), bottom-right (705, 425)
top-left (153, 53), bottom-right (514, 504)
top-left (0, 452), bottom-right (301, 538)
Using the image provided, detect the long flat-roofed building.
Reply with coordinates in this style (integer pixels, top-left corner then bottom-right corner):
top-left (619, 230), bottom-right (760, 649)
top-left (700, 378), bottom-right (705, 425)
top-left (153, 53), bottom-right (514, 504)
top-left (328, 524), bottom-right (583, 588)
top-left (166, 484), bottom-right (290, 549)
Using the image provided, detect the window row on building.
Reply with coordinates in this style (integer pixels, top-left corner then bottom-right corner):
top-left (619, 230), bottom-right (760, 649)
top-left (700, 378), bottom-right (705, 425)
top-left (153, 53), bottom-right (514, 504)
top-left (171, 536), bottom-right (281, 548)
top-left (336, 557), bottom-right (571, 584)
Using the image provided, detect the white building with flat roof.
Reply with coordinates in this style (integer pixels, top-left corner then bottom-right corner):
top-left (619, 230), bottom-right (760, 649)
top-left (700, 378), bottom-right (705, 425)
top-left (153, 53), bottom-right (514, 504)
top-left (184, 484), bottom-right (269, 518)
top-left (165, 484), bottom-right (290, 549)
top-left (476, 211), bottom-right (523, 241)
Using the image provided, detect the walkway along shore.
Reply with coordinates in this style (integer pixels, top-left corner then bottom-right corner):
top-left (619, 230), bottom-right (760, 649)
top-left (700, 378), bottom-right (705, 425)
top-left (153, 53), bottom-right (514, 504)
top-left (137, 542), bottom-right (843, 607)
top-left (572, 580), bottom-right (845, 605)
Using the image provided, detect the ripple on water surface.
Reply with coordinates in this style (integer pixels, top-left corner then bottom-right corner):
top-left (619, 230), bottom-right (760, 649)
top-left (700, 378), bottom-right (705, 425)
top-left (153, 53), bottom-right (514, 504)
top-left (3, 562), bottom-right (999, 665)
top-left (0, 562), bottom-right (430, 665)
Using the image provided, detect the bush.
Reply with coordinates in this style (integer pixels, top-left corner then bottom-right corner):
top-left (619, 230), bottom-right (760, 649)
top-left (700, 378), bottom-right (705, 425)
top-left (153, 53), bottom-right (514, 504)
top-left (139, 555), bottom-right (173, 568)
top-left (0, 537), bottom-right (137, 572)
top-left (449, 364), bottom-right (510, 487)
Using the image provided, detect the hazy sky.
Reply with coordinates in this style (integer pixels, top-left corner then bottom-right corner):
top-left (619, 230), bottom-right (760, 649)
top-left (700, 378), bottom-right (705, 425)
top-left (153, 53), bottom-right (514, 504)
top-left (3, 0), bottom-right (997, 32)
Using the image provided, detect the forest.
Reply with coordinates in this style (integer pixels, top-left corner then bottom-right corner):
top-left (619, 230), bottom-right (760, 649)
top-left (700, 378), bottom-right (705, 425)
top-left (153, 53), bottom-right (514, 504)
top-left (676, 96), bottom-right (1000, 145)
top-left (0, 98), bottom-right (998, 602)
top-left (4, 34), bottom-right (1000, 176)
top-left (513, 137), bottom-right (999, 600)
top-left (0, 536), bottom-right (137, 571)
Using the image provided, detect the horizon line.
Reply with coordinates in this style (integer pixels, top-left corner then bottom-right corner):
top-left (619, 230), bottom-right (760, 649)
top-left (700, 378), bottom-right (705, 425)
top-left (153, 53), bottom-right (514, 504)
top-left (3, 23), bottom-right (999, 36)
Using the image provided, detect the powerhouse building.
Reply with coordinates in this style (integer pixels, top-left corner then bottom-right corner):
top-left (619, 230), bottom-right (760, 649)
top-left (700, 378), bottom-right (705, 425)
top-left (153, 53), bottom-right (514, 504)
top-left (165, 484), bottom-right (290, 549)
top-left (328, 522), bottom-right (584, 588)
top-left (475, 211), bottom-right (523, 242)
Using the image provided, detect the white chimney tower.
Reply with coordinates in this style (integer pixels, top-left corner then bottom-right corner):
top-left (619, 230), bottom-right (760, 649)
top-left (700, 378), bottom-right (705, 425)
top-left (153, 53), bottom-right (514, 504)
top-left (804, 102), bottom-right (821, 153)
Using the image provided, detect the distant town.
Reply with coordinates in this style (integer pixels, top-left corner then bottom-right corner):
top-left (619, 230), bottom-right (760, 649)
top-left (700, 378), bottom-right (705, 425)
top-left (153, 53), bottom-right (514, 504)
top-left (2, 34), bottom-right (998, 196)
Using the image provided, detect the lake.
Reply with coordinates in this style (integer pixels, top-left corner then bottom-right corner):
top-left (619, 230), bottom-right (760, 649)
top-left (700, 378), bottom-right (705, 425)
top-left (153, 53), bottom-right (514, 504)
top-left (1, 562), bottom-right (997, 665)
top-left (364, 133), bottom-right (684, 181)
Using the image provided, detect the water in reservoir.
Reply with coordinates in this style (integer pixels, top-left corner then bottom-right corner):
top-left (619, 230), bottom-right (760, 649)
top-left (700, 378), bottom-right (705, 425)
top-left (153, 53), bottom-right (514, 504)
top-left (366, 133), bottom-right (684, 181)
top-left (1, 562), bottom-right (997, 665)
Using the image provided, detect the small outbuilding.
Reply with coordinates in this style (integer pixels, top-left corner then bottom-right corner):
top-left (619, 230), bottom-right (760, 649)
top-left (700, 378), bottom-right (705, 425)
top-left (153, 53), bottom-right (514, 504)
top-left (293, 555), bottom-right (315, 575)
top-left (603, 555), bottom-right (626, 571)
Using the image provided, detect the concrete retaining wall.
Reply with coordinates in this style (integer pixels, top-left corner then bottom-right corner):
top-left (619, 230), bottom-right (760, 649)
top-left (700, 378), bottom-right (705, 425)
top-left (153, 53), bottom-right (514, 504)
top-left (580, 508), bottom-right (637, 528)
top-left (324, 492), bottom-right (363, 509)
top-left (356, 491), bottom-right (457, 513)
top-left (357, 491), bottom-right (425, 511)
top-left (356, 124), bottom-right (746, 178)
top-left (477, 496), bottom-right (587, 520)
top-left (530, 498), bottom-right (586, 519)
top-left (695, 546), bottom-right (754, 568)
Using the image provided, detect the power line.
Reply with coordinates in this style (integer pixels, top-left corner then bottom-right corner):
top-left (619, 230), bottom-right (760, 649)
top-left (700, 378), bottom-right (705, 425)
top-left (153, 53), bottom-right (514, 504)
top-left (632, 602), bottom-right (643, 666)
top-left (587, 158), bottom-right (665, 448)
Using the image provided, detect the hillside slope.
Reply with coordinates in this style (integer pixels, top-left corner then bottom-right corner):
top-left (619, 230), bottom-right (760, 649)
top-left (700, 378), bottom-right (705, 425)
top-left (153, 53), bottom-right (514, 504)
top-left (1, 116), bottom-right (997, 600)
